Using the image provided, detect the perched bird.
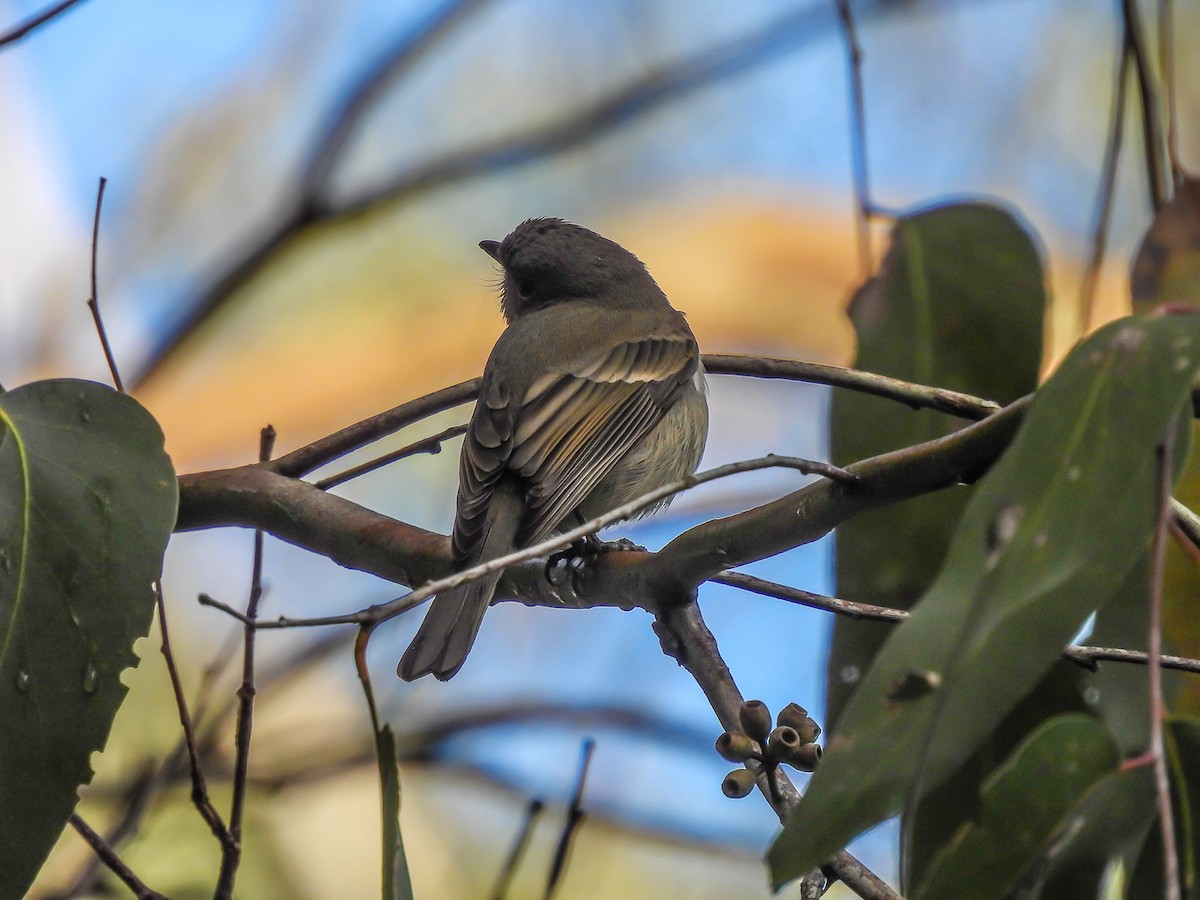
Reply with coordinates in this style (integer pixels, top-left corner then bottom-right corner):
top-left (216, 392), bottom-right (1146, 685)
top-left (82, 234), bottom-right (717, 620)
top-left (397, 218), bottom-right (708, 681)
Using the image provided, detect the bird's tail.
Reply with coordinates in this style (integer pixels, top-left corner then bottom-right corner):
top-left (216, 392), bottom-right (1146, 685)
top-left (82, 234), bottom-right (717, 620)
top-left (396, 484), bottom-right (523, 681)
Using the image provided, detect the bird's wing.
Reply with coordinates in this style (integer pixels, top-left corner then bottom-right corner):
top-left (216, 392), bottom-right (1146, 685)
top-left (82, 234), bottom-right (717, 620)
top-left (453, 329), bottom-right (698, 560)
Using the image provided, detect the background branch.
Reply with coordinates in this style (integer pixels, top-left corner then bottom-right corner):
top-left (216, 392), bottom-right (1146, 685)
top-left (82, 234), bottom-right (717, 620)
top-left (131, 1), bottom-right (894, 386)
top-left (0, 0), bottom-right (87, 50)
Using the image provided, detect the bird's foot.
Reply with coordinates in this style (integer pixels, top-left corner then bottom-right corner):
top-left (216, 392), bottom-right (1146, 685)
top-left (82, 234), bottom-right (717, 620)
top-left (544, 535), bottom-right (646, 587)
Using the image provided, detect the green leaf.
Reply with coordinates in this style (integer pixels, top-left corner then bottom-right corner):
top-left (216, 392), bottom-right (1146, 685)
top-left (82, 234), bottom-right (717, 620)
top-left (1131, 176), bottom-right (1200, 719)
top-left (1132, 177), bottom-right (1200, 312)
top-left (0, 379), bottom-right (177, 897)
top-left (827, 200), bottom-right (1045, 730)
top-left (769, 313), bottom-right (1200, 887)
top-left (914, 714), bottom-right (1118, 900)
top-left (375, 723), bottom-right (414, 900)
top-left (1038, 763), bottom-right (1157, 894)
top-left (1131, 717), bottom-right (1200, 897)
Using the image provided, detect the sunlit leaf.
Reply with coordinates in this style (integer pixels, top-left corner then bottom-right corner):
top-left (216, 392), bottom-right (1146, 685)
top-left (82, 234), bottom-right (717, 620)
top-left (0, 380), bottom-right (177, 897)
top-left (770, 313), bottom-right (1200, 886)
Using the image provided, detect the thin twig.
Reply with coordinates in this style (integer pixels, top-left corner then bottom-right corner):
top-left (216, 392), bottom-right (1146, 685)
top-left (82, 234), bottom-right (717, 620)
top-left (315, 424), bottom-right (467, 490)
top-left (1079, 37), bottom-right (1130, 331)
top-left (84, 176), bottom-right (125, 393)
top-left (0, 0), bottom-right (87, 49)
top-left (216, 425), bottom-right (276, 898)
top-left (1171, 497), bottom-right (1200, 550)
top-left (1159, 0), bottom-right (1181, 180)
top-left (1150, 419), bottom-right (1181, 900)
top-left (715, 571), bottom-right (906, 621)
top-left (543, 739), bottom-right (595, 900)
top-left (273, 354), bottom-right (999, 481)
top-left (719, 570), bottom-right (1200, 673)
top-left (297, 0), bottom-right (492, 197)
top-left (68, 814), bottom-right (167, 900)
top-left (1122, 0), bottom-right (1169, 209)
top-left (491, 798), bottom-right (546, 900)
top-left (834, 0), bottom-right (873, 277)
top-left (199, 454), bottom-right (854, 631)
top-left (155, 581), bottom-right (232, 846)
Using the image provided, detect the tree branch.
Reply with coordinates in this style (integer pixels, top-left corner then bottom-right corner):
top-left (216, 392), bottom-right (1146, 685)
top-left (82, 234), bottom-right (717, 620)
top-left (131, 1), bottom-right (895, 386)
top-left (267, 354), bottom-right (998, 482)
top-left (0, 0), bottom-right (87, 49)
top-left (67, 814), bottom-right (166, 900)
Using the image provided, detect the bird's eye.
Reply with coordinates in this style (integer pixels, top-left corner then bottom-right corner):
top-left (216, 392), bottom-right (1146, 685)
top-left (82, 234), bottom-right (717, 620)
top-left (514, 277), bottom-right (535, 299)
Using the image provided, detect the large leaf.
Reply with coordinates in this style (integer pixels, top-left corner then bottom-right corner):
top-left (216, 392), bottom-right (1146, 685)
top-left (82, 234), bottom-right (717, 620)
top-left (1131, 177), bottom-right (1200, 310)
top-left (827, 200), bottom-right (1045, 730)
top-left (769, 313), bottom-right (1200, 885)
top-left (1131, 179), bottom-right (1200, 716)
top-left (914, 714), bottom-right (1118, 900)
top-left (1128, 717), bottom-right (1200, 898)
top-left (0, 379), bottom-right (177, 898)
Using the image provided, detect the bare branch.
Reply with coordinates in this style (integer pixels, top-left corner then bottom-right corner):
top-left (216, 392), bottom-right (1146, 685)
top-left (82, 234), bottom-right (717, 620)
top-left (131, 2), bottom-right (884, 386)
top-left (1079, 36), bottom-right (1130, 331)
top-left (68, 814), bottom-right (166, 900)
top-left (197, 455), bottom-right (853, 631)
top-left (491, 798), bottom-right (544, 900)
top-left (315, 423), bottom-right (467, 490)
top-left (543, 739), bottom-right (594, 900)
top-left (0, 0), bottom-right (87, 49)
top-left (85, 176), bottom-right (125, 393)
top-left (297, 0), bottom-right (493, 197)
top-left (715, 571), bottom-right (905, 621)
top-left (155, 582), bottom-right (232, 848)
top-left (833, 0), bottom-right (873, 277)
top-left (216, 425), bottom-right (276, 898)
top-left (1122, 0), bottom-right (1169, 209)
top-left (270, 355), bottom-right (999, 483)
top-left (1149, 420), bottom-right (1181, 900)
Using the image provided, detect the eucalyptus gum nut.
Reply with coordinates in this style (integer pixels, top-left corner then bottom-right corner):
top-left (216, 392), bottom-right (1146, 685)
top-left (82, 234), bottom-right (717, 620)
top-left (776, 702), bottom-right (810, 731)
top-left (722, 768), bottom-right (758, 799)
top-left (738, 700), bottom-right (772, 741)
top-left (716, 731), bottom-right (761, 762)
top-left (767, 726), bottom-right (803, 761)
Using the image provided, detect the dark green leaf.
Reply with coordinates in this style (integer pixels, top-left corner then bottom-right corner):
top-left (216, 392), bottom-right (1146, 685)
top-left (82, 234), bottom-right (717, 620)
top-left (1131, 177), bottom-right (1200, 312)
top-left (0, 379), bottom-right (176, 898)
top-left (1131, 717), bottom-right (1200, 898)
top-left (375, 724), bottom-right (414, 900)
top-left (827, 200), bottom-right (1045, 730)
top-left (769, 313), bottom-right (1200, 886)
top-left (914, 714), bottom-right (1118, 900)
top-left (1035, 763), bottom-right (1156, 895)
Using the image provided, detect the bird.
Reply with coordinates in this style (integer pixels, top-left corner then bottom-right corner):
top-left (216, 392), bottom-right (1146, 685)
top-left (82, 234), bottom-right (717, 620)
top-left (397, 218), bottom-right (708, 681)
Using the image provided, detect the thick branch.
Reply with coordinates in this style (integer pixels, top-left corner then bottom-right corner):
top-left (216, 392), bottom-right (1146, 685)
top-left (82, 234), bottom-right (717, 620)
top-left (178, 399), bottom-right (1029, 620)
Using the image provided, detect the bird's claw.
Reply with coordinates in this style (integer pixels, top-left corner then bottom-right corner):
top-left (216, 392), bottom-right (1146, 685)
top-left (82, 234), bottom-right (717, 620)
top-left (543, 536), bottom-right (646, 588)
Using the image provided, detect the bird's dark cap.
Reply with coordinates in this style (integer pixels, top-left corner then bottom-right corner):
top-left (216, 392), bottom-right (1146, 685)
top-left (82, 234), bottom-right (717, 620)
top-left (479, 239), bottom-right (502, 262)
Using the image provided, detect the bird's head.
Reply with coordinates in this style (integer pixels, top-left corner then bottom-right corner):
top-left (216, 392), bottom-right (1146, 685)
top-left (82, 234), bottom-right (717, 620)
top-left (480, 218), bottom-right (660, 323)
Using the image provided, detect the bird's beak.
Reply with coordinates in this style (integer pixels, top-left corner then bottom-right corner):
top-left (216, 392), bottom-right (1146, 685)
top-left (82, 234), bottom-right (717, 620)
top-left (479, 240), bottom-right (502, 262)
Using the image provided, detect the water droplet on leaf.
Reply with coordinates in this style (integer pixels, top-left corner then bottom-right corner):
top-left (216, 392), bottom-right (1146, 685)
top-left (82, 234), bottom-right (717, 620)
top-left (82, 664), bottom-right (99, 694)
top-left (14, 670), bottom-right (30, 692)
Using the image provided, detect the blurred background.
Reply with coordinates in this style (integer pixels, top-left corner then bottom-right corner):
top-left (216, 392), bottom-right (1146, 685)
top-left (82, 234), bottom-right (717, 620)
top-left (1, 0), bottom-right (1192, 896)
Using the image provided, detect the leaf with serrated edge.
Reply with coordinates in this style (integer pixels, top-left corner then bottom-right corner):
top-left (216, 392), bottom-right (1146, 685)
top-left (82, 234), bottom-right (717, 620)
top-left (0, 379), bottom-right (176, 898)
top-left (769, 314), bottom-right (1200, 886)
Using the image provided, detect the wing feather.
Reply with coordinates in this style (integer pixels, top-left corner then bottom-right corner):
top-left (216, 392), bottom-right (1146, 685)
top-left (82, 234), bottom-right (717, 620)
top-left (453, 329), bottom-right (697, 562)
